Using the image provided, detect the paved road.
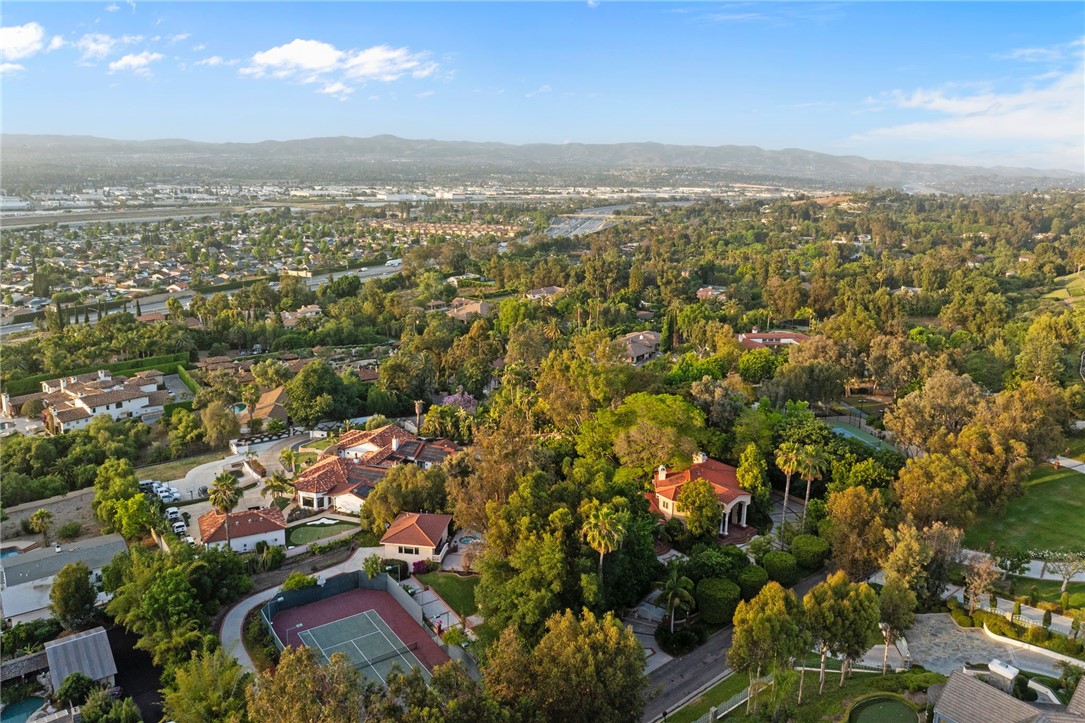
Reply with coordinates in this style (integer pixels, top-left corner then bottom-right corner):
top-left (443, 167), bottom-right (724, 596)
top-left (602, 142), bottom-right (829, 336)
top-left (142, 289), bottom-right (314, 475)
top-left (641, 570), bottom-right (830, 722)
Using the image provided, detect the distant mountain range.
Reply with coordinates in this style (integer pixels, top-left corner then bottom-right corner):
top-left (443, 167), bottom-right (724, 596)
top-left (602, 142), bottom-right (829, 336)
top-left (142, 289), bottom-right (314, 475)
top-left (2, 133), bottom-right (1081, 193)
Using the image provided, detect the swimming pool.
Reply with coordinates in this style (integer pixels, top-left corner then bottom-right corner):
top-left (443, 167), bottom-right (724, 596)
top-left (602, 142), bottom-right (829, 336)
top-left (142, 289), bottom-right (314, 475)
top-left (230, 403), bottom-right (248, 415)
top-left (1, 696), bottom-right (45, 723)
top-left (459, 535), bottom-right (480, 544)
top-left (0, 547), bottom-right (21, 558)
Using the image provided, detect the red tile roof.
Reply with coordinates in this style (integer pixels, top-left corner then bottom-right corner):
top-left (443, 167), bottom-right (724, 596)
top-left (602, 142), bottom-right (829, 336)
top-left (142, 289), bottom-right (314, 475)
top-left (291, 455), bottom-right (350, 493)
top-left (380, 512), bottom-right (452, 548)
top-left (337, 424), bottom-right (419, 453)
top-left (737, 331), bottom-right (811, 350)
top-left (198, 507), bottom-right (286, 543)
top-left (654, 458), bottom-right (750, 506)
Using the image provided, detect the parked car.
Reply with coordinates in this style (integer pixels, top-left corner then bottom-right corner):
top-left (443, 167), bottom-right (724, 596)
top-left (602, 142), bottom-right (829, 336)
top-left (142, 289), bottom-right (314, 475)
top-left (171, 521), bottom-right (187, 535)
top-left (165, 507), bottom-right (181, 522)
top-left (138, 480), bottom-right (157, 492)
top-left (183, 535), bottom-right (196, 546)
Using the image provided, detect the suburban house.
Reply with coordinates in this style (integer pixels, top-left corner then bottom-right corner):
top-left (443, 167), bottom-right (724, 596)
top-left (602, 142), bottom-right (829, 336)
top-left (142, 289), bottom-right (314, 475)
top-left (45, 626), bottom-right (118, 691)
top-left (1, 369), bottom-right (168, 433)
top-left (696, 285), bottom-right (728, 301)
top-left (0, 534), bottom-right (128, 623)
top-left (616, 330), bottom-right (662, 365)
top-left (290, 424), bottom-right (458, 514)
top-left (280, 304), bottom-right (323, 328)
top-left (736, 330), bottom-right (811, 351)
top-left (197, 507), bottom-right (287, 553)
top-left (649, 454), bottom-right (752, 537)
top-left (446, 298), bottom-right (493, 323)
top-left (525, 286), bottom-right (564, 302)
top-left (931, 669), bottom-right (1085, 723)
top-left (241, 386), bottom-right (289, 428)
top-left (379, 512), bottom-right (453, 565)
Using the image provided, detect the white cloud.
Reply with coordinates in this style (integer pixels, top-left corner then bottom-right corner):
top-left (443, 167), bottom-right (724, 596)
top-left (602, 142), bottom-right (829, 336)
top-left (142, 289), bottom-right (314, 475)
top-left (317, 81), bottom-right (353, 99)
top-left (858, 59), bottom-right (1085, 170)
top-left (47, 35), bottom-right (65, 51)
top-left (416, 89), bottom-right (435, 98)
top-left (169, 33), bottom-right (190, 44)
top-left (526, 83), bottom-right (552, 97)
top-left (106, 3), bottom-right (120, 11)
top-left (0, 22), bottom-right (45, 61)
top-left (108, 50), bottom-right (163, 76)
top-left (195, 55), bottom-right (226, 66)
top-left (76, 33), bottom-right (117, 60)
top-left (241, 37), bottom-right (439, 97)
top-left (999, 37), bottom-right (1084, 63)
top-left (192, 43), bottom-right (206, 51)
top-left (0, 62), bottom-right (26, 74)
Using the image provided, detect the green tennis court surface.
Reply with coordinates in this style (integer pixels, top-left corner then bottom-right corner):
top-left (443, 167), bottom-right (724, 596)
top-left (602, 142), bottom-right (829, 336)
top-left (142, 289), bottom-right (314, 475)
top-left (831, 422), bottom-right (897, 452)
top-left (297, 609), bottom-right (429, 684)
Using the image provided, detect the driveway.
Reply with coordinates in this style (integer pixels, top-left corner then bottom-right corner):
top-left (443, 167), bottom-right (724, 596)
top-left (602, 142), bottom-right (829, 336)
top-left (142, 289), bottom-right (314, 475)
top-left (906, 613), bottom-right (1063, 677)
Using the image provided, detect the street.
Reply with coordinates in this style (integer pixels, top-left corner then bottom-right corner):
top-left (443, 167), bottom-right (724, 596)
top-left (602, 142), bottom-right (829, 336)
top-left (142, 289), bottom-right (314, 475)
top-left (641, 569), bottom-right (831, 723)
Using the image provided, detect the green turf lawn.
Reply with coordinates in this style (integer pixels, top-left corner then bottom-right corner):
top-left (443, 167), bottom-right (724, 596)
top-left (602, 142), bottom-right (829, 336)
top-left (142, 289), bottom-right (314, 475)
top-left (669, 672), bottom-right (749, 723)
top-left (303, 437), bottom-right (336, 451)
top-left (1042, 272), bottom-right (1085, 308)
top-left (964, 465), bottom-right (1085, 551)
top-left (285, 520), bottom-right (357, 546)
top-left (723, 669), bottom-right (943, 722)
top-left (1006, 577), bottom-right (1085, 609)
top-left (415, 572), bottom-right (480, 618)
top-left (135, 450), bottom-right (227, 482)
top-left (1065, 436), bottom-right (1085, 463)
top-left (829, 422), bottom-right (898, 452)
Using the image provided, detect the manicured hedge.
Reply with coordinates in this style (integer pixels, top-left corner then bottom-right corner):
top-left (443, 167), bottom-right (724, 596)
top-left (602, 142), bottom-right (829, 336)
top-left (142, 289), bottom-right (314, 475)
top-left (763, 551), bottom-right (798, 587)
top-left (176, 365), bottom-right (200, 394)
top-left (790, 534), bottom-right (830, 569)
top-left (695, 577), bottom-right (742, 625)
top-left (738, 565), bottom-right (769, 600)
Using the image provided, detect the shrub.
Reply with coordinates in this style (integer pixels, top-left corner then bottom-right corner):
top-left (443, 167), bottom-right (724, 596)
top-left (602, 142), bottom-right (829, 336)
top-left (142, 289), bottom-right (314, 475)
top-left (1025, 626), bottom-right (1050, 645)
top-left (1013, 600), bottom-right (1022, 617)
top-left (790, 534), bottom-right (830, 570)
top-left (1037, 601), bottom-right (1061, 614)
top-left (686, 545), bottom-right (750, 583)
top-left (281, 571), bottom-right (317, 591)
top-left (950, 609), bottom-right (973, 628)
top-left (55, 672), bottom-right (96, 707)
top-left (655, 625), bottom-right (700, 656)
top-left (1, 618), bottom-right (63, 657)
top-left (56, 521), bottom-right (82, 540)
top-left (763, 551), bottom-right (798, 587)
top-left (695, 578), bottom-right (742, 625)
top-left (1043, 610), bottom-right (1053, 629)
top-left (946, 597), bottom-right (960, 611)
top-left (412, 559), bottom-right (433, 575)
top-left (738, 565), bottom-right (769, 600)
top-left (1042, 636), bottom-right (1084, 656)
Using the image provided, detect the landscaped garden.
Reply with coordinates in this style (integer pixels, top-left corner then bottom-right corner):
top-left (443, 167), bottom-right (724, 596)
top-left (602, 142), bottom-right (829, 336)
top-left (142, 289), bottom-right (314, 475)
top-left (964, 464), bottom-right (1085, 551)
top-left (415, 571), bottom-right (480, 618)
top-left (285, 519), bottom-right (357, 547)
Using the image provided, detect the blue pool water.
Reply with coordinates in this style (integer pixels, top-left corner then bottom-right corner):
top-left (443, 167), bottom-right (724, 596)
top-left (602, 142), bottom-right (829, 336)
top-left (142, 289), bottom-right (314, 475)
top-left (459, 535), bottom-right (479, 544)
top-left (0, 548), bottom-right (21, 558)
top-left (1, 696), bottom-right (45, 723)
top-left (230, 403), bottom-right (247, 415)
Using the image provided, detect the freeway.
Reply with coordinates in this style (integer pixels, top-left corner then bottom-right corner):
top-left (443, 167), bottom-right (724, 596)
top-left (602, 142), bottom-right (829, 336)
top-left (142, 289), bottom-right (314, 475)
top-left (0, 262), bottom-right (400, 339)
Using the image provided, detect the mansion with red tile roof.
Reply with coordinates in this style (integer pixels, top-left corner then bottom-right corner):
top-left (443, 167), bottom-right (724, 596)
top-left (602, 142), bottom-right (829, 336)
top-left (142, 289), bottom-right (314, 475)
top-left (197, 507), bottom-right (287, 552)
top-left (290, 424), bottom-right (459, 514)
top-left (650, 453), bottom-right (752, 536)
top-left (736, 330), bottom-right (811, 351)
top-left (379, 512), bottom-right (454, 564)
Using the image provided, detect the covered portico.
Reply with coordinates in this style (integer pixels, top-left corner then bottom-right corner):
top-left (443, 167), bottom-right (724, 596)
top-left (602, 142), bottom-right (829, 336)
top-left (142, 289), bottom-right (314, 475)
top-left (651, 452), bottom-right (753, 537)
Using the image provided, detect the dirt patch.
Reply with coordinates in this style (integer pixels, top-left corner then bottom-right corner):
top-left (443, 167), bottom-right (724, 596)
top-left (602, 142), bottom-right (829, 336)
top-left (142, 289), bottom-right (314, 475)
top-left (1, 488), bottom-right (103, 544)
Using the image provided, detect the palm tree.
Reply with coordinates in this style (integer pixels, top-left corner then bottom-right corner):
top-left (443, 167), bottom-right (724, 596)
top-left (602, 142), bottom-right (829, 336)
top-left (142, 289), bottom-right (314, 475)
top-left (655, 559), bottom-right (695, 634)
top-left (798, 445), bottom-right (830, 528)
top-left (278, 448), bottom-right (298, 474)
top-left (209, 472), bottom-right (242, 549)
top-left (582, 503), bottom-right (627, 578)
top-left (28, 508), bottom-right (53, 543)
top-left (775, 442), bottom-right (803, 525)
top-left (261, 471), bottom-right (294, 509)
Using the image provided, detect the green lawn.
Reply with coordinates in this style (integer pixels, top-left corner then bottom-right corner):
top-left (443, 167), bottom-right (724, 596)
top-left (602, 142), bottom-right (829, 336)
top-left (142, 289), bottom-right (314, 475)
top-left (1005, 576), bottom-right (1085, 609)
top-left (964, 464), bottom-right (1085, 551)
top-left (1065, 436), bottom-right (1085, 463)
top-left (723, 669), bottom-right (943, 722)
top-left (135, 450), bottom-right (228, 482)
top-left (295, 452), bottom-right (318, 468)
top-left (416, 572), bottom-right (480, 618)
top-left (1042, 272), bottom-right (1085, 308)
top-left (303, 437), bottom-right (336, 451)
top-left (669, 672), bottom-right (749, 723)
top-left (285, 520), bottom-right (357, 547)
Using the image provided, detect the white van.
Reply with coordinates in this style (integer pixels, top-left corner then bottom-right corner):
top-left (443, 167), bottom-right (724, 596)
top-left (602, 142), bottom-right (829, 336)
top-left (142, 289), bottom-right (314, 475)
top-left (385, 259), bottom-right (402, 267)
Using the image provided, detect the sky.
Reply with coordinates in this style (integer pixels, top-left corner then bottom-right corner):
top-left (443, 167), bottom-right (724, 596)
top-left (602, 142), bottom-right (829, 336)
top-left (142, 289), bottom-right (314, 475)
top-left (1, 2), bottom-right (1083, 172)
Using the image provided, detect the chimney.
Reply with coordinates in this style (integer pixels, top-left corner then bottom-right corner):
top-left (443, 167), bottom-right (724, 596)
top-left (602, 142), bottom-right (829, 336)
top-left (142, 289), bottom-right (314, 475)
top-left (694, 451), bottom-right (707, 464)
top-left (98, 369), bottom-right (108, 381)
top-left (392, 437), bottom-right (399, 452)
top-left (657, 464), bottom-right (667, 482)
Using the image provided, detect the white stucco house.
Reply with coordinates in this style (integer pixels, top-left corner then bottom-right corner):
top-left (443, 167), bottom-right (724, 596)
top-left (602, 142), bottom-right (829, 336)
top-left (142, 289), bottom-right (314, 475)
top-left (379, 512), bottom-right (453, 565)
top-left (197, 507), bottom-right (286, 553)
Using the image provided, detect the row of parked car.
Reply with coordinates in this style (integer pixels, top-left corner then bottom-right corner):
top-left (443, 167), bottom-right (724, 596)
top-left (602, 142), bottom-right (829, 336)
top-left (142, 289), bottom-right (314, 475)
top-left (139, 479), bottom-right (195, 544)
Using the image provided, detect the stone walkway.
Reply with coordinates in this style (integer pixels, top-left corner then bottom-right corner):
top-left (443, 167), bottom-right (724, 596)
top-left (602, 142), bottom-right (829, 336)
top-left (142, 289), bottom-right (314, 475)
top-left (906, 614), bottom-right (1063, 677)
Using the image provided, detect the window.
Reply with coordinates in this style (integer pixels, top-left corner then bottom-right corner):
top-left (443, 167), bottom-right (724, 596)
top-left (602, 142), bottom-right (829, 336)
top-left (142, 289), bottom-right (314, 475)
top-left (398, 546), bottom-right (419, 555)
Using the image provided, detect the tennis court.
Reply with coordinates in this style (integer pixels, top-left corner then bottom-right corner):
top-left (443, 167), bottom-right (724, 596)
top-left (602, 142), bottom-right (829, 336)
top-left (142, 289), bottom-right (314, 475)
top-left (297, 609), bottom-right (429, 684)
top-left (831, 422), bottom-right (896, 452)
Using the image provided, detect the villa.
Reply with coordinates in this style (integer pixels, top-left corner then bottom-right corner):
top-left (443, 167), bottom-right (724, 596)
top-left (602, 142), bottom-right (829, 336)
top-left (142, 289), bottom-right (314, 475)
top-left (649, 453), bottom-right (752, 537)
top-left (379, 512), bottom-right (453, 565)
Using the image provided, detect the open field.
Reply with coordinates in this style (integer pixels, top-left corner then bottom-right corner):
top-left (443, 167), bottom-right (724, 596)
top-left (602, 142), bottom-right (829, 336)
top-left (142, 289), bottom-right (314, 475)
top-left (135, 451), bottom-right (228, 482)
top-left (1042, 272), bottom-right (1085, 308)
top-left (964, 465), bottom-right (1085, 552)
top-left (415, 572), bottom-right (480, 618)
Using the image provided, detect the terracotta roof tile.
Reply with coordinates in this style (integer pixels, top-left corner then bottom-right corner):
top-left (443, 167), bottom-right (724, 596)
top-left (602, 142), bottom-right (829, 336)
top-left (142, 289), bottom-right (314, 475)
top-left (198, 507), bottom-right (286, 543)
top-left (380, 512), bottom-right (452, 548)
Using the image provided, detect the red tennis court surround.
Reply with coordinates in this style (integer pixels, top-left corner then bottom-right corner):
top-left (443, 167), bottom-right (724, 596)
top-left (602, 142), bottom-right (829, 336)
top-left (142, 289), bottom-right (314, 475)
top-left (271, 588), bottom-right (450, 672)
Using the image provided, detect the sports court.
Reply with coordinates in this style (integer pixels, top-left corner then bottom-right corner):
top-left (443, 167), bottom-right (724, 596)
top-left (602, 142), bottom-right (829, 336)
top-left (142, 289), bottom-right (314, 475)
top-left (297, 609), bottom-right (428, 684)
top-left (831, 422), bottom-right (897, 452)
top-left (270, 587), bottom-right (450, 685)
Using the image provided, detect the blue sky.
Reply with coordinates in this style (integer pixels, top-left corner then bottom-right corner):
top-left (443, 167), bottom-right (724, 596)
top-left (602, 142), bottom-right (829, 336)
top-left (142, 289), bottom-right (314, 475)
top-left (2, 2), bottom-right (1082, 171)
